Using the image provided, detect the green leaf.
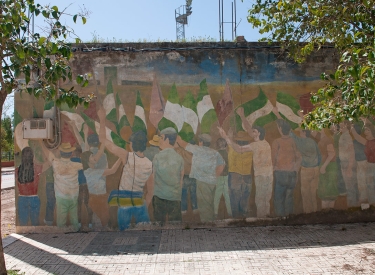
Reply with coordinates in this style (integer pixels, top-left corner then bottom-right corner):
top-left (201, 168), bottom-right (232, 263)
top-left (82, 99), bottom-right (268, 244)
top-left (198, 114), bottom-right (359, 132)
top-left (38, 37), bottom-right (47, 46)
top-left (82, 17), bottom-right (87, 24)
top-left (73, 14), bottom-right (77, 23)
top-left (76, 75), bottom-right (84, 84)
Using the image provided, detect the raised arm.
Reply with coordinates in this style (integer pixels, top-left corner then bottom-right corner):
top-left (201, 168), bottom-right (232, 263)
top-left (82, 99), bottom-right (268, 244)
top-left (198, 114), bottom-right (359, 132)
top-left (236, 107), bottom-right (252, 135)
top-left (67, 120), bottom-right (85, 150)
top-left (92, 143), bottom-right (106, 163)
top-left (97, 107), bottom-right (129, 164)
top-left (38, 140), bottom-right (55, 163)
top-left (350, 126), bottom-right (367, 145)
top-left (176, 135), bottom-right (188, 149)
top-left (102, 158), bottom-right (122, 176)
top-left (272, 106), bottom-right (282, 119)
top-left (320, 144), bottom-right (335, 174)
top-left (217, 127), bottom-right (252, 153)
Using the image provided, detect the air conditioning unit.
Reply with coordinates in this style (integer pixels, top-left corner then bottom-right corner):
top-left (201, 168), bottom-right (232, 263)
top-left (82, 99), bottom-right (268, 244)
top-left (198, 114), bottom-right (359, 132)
top-left (23, 118), bottom-right (54, 140)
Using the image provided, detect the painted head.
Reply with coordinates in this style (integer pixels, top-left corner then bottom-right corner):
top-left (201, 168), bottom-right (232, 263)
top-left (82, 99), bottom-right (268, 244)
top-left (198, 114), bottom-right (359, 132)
top-left (364, 124), bottom-right (375, 140)
top-left (159, 127), bottom-right (177, 149)
top-left (129, 131), bottom-right (148, 153)
top-left (198, 133), bottom-right (211, 147)
top-left (276, 119), bottom-right (291, 136)
top-left (216, 137), bottom-right (227, 150)
top-left (149, 135), bottom-right (160, 148)
top-left (59, 142), bottom-right (75, 158)
top-left (330, 124), bottom-right (338, 134)
top-left (18, 147), bottom-right (34, 184)
top-left (252, 126), bottom-right (265, 141)
top-left (87, 134), bottom-right (100, 148)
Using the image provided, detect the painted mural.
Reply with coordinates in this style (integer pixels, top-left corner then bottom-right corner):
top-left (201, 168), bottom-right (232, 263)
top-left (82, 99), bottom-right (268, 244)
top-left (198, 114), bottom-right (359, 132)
top-left (14, 44), bottom-right (373, 232)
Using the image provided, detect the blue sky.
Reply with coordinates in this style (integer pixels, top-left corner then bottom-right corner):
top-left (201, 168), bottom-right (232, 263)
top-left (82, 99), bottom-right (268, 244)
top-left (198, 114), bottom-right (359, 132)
top-left (5, 1), bottom-right (265, 118)
top-left (35, 0), bottom-right (264, 42)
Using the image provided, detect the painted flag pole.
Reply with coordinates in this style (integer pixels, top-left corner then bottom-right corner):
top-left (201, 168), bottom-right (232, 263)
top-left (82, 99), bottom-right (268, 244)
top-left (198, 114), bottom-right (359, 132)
top-left (215, 79), bottom-right (234, 126)
top-left (149, 76), bottom-right (165, 130)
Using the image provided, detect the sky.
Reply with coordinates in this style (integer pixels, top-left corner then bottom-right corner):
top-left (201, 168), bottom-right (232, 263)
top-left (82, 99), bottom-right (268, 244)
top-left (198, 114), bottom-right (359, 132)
top-left (34, 0), bottom-right (264, 43)
top-left (4, 0), bottom-right (264, 118)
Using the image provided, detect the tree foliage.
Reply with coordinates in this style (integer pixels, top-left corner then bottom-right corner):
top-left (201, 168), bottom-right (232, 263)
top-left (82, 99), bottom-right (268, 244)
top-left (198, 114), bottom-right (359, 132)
top-left (247, 0), bottom-right (375, 129)
top-left (1, 116), bottom-right (13, 152)
top-left (0, 1), bottom-right (92, 273)
top-left (0, 0), bottom-right (93, 109)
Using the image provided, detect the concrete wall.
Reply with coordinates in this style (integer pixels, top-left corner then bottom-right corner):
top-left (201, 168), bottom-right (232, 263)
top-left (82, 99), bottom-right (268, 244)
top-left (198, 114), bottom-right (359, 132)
top-left (15, 42), bottom-right (369, 233)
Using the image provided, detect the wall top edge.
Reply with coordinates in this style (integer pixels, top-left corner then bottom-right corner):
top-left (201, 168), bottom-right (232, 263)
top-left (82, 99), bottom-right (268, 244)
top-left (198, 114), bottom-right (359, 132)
top-left (71, 42), bottom-right (336, 53)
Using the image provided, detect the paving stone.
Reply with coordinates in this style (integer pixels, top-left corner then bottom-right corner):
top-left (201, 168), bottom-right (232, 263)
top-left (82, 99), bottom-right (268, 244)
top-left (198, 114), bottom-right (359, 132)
top-left (5, 223), bottom-right (375, 274)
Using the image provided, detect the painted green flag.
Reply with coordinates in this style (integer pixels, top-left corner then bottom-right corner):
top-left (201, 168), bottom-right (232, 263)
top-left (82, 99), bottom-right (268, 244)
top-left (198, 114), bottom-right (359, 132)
top-left (103, 78), bottom-right (118, 130)
top-left (235, 88), bottom-right (276, 131)
top-left (179, 91), bottom-right (198, 142)
top-left (132, 91), bottom-right (147, 134)
top-left (116, 93), bottom-right (130, 134)
top-left (197, 79), bottom-right (217, 134)
top-left (158, 84), bottom-right (183, 132)
top-left (276, 92), bottom-right (302, 129)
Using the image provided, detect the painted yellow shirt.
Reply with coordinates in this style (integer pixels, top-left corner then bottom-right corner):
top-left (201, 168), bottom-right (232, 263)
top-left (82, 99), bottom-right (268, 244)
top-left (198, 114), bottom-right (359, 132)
top-left (228, 147), bottom-right (253, 175)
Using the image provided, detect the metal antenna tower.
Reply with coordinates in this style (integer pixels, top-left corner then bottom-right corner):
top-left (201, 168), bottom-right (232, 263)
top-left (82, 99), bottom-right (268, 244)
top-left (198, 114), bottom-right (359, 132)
top-left (175, 0), bottom-right (193, 41)
top-left (219, 0), bottom-right (237, 42)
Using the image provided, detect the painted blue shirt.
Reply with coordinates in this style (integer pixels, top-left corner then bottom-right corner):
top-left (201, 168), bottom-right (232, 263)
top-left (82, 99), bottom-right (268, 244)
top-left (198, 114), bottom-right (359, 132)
top-left (71, 157), bottom-right (87, 185)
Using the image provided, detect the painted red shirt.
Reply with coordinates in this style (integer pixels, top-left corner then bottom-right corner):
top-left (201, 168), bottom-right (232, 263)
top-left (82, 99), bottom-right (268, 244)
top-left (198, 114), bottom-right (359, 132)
top-left (365, 139), bottom-right (375, 163)
top-left (16, 164), bottom-right (43, 196)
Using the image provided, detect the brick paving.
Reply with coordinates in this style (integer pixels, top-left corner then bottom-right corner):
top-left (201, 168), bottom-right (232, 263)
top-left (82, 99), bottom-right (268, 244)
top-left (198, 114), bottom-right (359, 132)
top-left (4, 223), bottom-right (375, 274)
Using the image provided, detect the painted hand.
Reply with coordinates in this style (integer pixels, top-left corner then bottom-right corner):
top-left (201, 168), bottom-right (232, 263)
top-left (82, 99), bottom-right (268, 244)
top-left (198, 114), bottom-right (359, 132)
top-left (320, 166), bottom-right (326, 174)
top-left (272, 106), bottom-right (279, 115)
top-left (217, 126), bottom-right (227, 138)
top-left (236, 107), bottom-right (245, 118)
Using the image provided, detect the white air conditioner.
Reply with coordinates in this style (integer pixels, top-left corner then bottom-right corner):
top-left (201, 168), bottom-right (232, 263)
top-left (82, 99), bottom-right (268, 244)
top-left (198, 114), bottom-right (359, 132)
top-left (23, 118), bottom-right (54, 140)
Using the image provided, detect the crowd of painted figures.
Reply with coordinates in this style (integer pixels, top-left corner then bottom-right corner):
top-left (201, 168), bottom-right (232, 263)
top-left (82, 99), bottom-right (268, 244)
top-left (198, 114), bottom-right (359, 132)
top-left (16, 102), bottom-right (375, 231)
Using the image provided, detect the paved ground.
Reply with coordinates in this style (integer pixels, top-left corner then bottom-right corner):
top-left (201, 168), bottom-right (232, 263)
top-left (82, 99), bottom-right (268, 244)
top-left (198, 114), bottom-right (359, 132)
top-left (1, 166), bottom-right (14, 190)
top-left (4, 222), bottom-right (375, 274)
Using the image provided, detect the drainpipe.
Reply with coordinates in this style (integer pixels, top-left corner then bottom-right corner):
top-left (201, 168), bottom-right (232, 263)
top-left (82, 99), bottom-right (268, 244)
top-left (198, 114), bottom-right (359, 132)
top-left (43, 83), bottom-right (61, 149)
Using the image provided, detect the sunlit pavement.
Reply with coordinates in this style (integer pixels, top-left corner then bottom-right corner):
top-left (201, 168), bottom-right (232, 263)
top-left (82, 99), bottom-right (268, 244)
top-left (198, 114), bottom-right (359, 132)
top-left (4, 223), bottom-right (375, 274)
top-left (1, 167), bottom-right (14, 190)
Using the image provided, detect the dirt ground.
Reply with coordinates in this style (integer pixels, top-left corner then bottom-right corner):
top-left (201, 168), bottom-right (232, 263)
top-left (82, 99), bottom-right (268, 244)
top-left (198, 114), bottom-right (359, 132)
top-left (1, 189), bottom-right (15, 238)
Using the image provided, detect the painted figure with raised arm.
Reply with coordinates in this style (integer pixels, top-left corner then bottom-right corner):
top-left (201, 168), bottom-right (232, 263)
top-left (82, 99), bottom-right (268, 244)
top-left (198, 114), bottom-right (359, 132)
top-left (214, 138), bottom-right (232, 218)
top-left (152, 127), bottom-right (184, 224)
top-left (317, 128), bottom-right (339, 209)
top-left (271, 107), bottom-right (301, 217)
top-left (287, 124), bottom-right (321, 214)
top-left (39, 142), bottom-right (84, 231)
top-left (176, 133), bottom-right (225, 222)
top-left (66, 121), bottom-right (93, 229)
top-left (68, 119), bottom-right (110, 228)
top-left (98, 107), bottom-right (153, 230)
top-left (338, 122), bottom-right (358, 207)
top-left (351, 122), bottom-right (375, 206)
top-left (218, 107), bottom-right (273, 218)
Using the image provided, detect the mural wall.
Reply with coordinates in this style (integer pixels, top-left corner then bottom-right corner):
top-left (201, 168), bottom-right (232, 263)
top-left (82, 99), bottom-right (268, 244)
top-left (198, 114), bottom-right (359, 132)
top-left (15, 42), bottom-right (371, 232)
